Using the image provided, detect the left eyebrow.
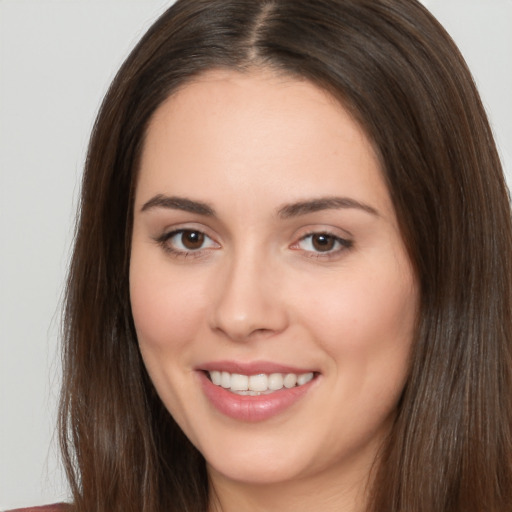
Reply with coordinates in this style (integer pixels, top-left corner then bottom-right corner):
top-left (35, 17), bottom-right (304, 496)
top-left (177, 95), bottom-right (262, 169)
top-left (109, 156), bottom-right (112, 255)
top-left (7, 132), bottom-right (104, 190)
top-left (277, 196), bottom-right (380, 218)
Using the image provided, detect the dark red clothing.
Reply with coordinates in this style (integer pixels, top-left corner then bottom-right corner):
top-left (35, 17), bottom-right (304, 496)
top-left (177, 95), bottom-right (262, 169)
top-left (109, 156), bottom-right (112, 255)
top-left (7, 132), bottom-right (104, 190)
top-left (6, 505), bottom-right (70, 512)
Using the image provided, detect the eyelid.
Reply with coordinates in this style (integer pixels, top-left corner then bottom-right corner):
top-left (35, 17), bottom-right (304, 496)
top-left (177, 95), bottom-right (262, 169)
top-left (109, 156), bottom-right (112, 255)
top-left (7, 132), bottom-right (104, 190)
top-left (155, 225), bottom-right (221, 258)
top-left (290, 228), bottom-right (353, 258)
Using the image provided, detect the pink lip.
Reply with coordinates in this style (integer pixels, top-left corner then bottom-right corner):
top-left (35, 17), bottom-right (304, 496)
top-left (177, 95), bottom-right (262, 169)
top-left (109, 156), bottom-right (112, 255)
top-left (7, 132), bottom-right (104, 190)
top-left (198, 360), bottom-right (315, 375)
top-left (197, 364), bottom-right (318, 422)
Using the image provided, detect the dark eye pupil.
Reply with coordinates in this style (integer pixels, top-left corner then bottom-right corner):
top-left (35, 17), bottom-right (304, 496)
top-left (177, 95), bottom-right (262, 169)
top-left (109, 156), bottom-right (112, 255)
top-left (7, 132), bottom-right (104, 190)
top-left (312, 234), bottom-right (335, 252)
top-left (182, 231), bottom-right (204, 250)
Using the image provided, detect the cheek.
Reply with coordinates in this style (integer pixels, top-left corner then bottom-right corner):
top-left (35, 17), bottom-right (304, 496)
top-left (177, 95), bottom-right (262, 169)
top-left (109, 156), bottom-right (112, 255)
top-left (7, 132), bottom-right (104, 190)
top-left (129, 256), bottom-right (207, 356)
top-left (337, 278), bottom-right (415, 348)
top-left (297, 257), bottom-right (417, 384)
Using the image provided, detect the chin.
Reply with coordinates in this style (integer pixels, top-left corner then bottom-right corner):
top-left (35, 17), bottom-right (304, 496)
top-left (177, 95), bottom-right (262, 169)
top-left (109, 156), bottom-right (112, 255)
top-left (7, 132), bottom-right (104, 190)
top-left (191, 429), bottom-right (309, 485)
top-left (206, 455), bottom-right (308, 486)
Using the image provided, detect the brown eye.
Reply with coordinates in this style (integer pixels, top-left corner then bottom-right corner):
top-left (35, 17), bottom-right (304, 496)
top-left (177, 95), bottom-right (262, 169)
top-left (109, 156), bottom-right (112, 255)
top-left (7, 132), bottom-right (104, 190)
top-left (311, 234), bottom-right (336, 252)
top-left (181, 230), bottom-right (205, 250)
top-left (159, 229), bottom-right (218, 255)
top-left (295, 232), bottom-right (352, 256)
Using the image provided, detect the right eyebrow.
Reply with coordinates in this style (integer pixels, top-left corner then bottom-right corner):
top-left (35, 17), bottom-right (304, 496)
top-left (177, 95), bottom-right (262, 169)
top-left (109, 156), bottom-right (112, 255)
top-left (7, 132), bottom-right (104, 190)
top-left (140, 194), bottom-right (216, 216)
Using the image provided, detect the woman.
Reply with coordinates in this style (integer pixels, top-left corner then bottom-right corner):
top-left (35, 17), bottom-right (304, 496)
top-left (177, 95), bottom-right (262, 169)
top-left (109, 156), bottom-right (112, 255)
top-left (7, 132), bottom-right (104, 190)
top-left (12, 0), bottom-right (512, 510)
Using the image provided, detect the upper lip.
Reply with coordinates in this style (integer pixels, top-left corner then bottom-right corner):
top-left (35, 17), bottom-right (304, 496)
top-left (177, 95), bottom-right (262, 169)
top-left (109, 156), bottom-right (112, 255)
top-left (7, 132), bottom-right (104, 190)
top-left (197, 360), bottom-right (318, 375)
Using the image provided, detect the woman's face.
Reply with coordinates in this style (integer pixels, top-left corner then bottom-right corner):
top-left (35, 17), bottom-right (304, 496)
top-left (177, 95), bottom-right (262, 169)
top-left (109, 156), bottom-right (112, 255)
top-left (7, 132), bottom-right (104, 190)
top-left (130, 70), bottom-right (418, 490)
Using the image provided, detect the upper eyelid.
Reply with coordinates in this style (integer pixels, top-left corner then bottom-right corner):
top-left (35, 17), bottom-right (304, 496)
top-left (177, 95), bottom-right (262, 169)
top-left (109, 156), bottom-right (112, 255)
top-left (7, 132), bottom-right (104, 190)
top-left (158, 223), bottom-right (218, 239)
top-left (290, 219), bottom-right (353, 236)
top-left (154, 224), bottom-right (353, 250)
top-left (294, 232), bottom-right (352, 247)
top-left (298, 229), bottom-right (349, 239)
top-left (155, 229), bottom-right (220, 259)
top-left (291, 234), bottom-right (353, 262)
top-left (292, 225), bottom-right (353, 242)
top-left (159, 227), bottom-right (218, 245)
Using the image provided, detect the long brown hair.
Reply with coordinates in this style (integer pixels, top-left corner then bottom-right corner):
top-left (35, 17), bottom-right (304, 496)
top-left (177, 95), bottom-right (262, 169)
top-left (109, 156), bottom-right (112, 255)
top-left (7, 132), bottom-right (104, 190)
top-left (59, 1), bottom-right (512, 510)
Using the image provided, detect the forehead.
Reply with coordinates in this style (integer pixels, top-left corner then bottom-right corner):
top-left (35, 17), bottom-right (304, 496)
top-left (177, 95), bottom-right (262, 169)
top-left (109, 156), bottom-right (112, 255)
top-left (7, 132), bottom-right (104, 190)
top-left (146, 68), bottom-right (369, 155)
top-left (136, 69), bottom-right (392, 219)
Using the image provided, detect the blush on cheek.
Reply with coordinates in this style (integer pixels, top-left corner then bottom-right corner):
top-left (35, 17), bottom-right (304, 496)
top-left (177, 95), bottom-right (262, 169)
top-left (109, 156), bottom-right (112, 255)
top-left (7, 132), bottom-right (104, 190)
top-left (130, 274), bottom-right (207, 356)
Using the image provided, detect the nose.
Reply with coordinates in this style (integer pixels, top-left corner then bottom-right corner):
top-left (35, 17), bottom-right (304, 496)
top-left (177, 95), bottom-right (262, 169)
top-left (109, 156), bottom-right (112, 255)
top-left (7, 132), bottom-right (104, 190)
top-left (209, 251), bottom-right (289, 342)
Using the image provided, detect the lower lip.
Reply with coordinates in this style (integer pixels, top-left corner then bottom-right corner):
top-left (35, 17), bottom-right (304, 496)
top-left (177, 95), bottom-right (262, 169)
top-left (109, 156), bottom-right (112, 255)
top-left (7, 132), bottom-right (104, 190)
top-left (198, 372), bottom-right (316, 422)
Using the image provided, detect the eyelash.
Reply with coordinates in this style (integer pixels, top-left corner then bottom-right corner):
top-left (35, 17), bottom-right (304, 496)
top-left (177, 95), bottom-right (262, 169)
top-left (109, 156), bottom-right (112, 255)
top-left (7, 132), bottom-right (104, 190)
top-left (155, 229), bottom-right (353, 259)
top-left (156, 229), bottom-right (219, 259)
top-left (293, 231), bottom-right (353, 259)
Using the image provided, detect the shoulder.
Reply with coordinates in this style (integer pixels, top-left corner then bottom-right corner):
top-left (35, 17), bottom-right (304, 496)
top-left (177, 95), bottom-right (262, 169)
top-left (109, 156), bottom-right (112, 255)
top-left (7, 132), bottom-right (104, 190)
top-left (5, 505), bottom-right (71, 512)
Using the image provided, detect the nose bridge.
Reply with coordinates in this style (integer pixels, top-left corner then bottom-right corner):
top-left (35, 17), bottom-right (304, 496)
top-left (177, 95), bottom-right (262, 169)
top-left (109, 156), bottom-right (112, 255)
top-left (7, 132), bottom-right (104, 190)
top-left (210, 242), bottom-right (287, 341)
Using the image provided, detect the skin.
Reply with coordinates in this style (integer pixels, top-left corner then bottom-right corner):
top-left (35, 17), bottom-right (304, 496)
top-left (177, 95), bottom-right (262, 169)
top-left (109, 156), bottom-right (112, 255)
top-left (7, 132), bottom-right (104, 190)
top-left (130, 69), bottom-right (418, 512)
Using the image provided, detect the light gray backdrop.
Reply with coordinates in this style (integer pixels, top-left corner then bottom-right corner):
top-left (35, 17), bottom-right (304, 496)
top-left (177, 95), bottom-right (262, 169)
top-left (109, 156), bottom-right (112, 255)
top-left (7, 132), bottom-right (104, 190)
top-left (1, 0), bottom-right (511, 509)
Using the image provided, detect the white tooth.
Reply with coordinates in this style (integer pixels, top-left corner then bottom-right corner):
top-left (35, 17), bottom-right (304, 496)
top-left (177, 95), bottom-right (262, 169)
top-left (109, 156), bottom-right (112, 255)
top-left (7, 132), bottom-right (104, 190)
top-left (221, 371), bottom-right (231, 388)
top-left (230, 373), bottom-right (249, 391)
top-left (283, 373), bottom-right (297, 388)
top-left (210, 370), bottom-right (222, 385)
top-left (297, 372), bottom-right (314, 385)
top-left (268, 373), bottom-right (284, 390)
top-left (249, 374), bottom-right (268, 392)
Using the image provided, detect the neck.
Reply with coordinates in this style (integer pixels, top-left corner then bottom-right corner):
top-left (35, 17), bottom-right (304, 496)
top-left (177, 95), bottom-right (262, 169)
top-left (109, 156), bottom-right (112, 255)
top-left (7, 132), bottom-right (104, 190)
top-left (207, 460), bottom-right (373, 512)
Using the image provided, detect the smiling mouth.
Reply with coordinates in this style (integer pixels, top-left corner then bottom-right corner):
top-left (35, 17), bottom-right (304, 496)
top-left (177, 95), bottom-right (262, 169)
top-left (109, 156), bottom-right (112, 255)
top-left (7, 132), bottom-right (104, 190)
top-left (205, 370), bottom-right (316, 396)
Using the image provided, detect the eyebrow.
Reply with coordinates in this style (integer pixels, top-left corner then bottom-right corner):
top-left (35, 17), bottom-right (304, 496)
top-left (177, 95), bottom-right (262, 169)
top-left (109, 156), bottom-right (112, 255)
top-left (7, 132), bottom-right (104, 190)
top-left (277, 196), bottom-right (379, 218)
top-left (141, 194), bottom-right (215, 216)
top-left (140, 194), bottom-right (379, 218)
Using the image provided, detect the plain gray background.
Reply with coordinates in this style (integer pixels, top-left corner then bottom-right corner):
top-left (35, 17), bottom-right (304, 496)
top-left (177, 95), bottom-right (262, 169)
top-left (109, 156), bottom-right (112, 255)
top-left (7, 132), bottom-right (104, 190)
top-left (1, 0), bottom-right (511, 508)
